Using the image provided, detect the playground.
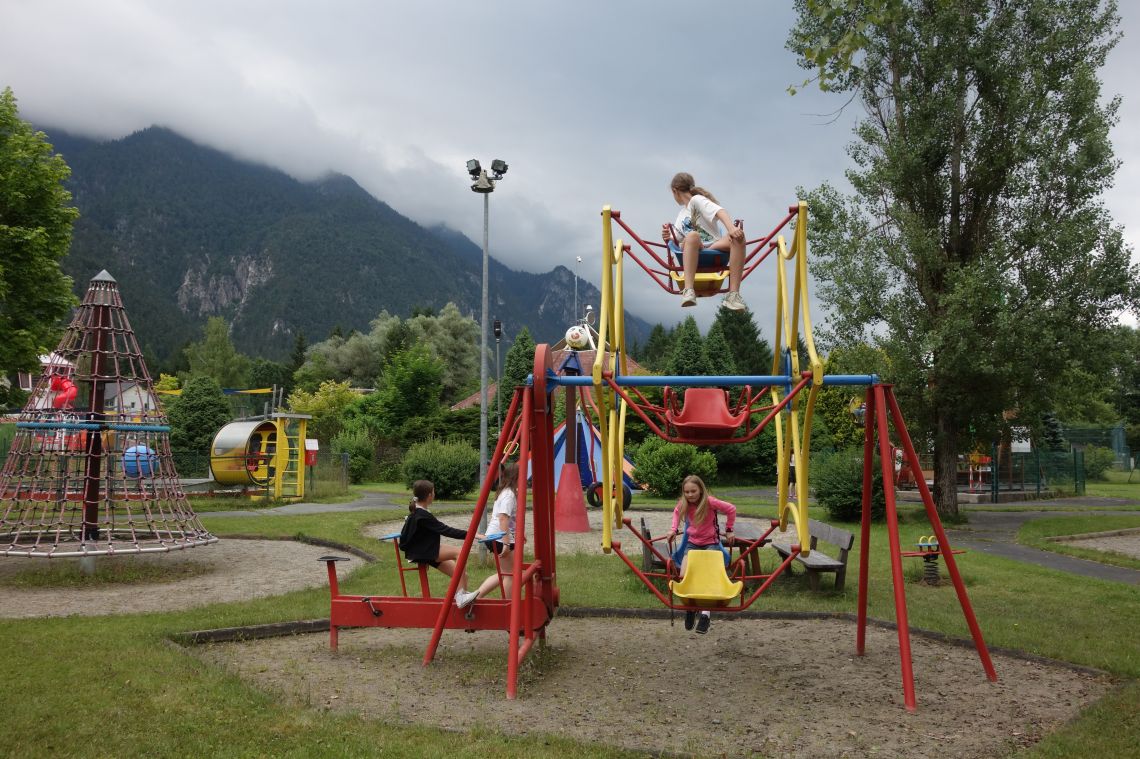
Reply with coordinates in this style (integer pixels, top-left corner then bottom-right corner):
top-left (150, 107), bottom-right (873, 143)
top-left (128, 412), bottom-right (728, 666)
top-left (1, 214), bottom-right (1138, 758)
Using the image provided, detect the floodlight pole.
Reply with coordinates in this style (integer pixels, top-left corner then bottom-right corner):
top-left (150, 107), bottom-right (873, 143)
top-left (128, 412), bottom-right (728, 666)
top-left (574, 256), bottom-right (581, 321)
top-left (468, 160), bottom-right (506, 490)
top-left (480, 190), bottom-right (490, 486)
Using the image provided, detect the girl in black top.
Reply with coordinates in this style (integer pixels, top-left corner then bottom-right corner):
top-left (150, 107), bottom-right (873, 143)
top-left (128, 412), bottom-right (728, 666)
top-left (399, 480), bottom-right (480, 592)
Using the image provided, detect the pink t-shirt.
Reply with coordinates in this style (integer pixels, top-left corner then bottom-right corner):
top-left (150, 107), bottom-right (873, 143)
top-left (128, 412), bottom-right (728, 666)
top-left (671, 495), bottom-right (736, 546)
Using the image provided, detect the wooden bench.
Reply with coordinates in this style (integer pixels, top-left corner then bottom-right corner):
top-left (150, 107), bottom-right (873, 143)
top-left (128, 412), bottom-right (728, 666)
top-left (772, 519), bottom-right (854, 591)
top-left (640, 517), bottom-right (765, 577)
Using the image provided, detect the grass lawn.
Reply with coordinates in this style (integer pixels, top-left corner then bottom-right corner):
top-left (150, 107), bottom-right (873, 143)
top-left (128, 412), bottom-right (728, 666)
top-left (2, 486), bottom-right (1137, 757)
top-left (1085, 469), bottom-right (1140, 500)
top-left (1018, 514), bottom-right (1140, 571)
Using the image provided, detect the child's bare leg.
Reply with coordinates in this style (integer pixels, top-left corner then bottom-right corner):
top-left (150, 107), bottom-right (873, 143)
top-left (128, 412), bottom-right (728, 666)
top-left (729, 237), bottom-right (744, 292)
top-left (682, 232), bottom-right (702, 290)
top-left (435, 546), bottom-right (467, 590)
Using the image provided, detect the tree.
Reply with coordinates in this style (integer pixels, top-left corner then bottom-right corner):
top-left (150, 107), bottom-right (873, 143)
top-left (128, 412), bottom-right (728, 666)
top-left (166, 376), bottom-right (231, 469)
top-left (665, 317), bottom-right (713, 378)
top-left (712, 307), bottom-right (772, 375)
top-left (639, 324), bottom-right (675, 372)
top-left (704, 321), bottom-right (738, 379)
top-left (369, 346), bottom-right (444, 438)
top-left (249, 358), bottom-right (292, 394)
top-left (288, 330), bottom-right (308, 377)
top-left (408, 303), bottom-right (478, 405)
top-left (0, 88), bottom-right (78, 388)
top-left (184, 316), bottom-right (251, 388)
top-left (286, 379), bottom-right (357, 442)
top-left (788, 0), bottom-right (1139, 516)
top-left (502, 326), bottom-right (536, 392)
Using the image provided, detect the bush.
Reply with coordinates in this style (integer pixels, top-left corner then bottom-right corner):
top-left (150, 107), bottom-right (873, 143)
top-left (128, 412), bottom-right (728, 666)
top-left (401, 438), bottom-right (479, 499)
top-left (631, 437), bottom-right (717, 498)
top-left (331, 424), bottom-right (376, 484)
top-left (812, 448), bottom-right (885, 523)
top-left (1083, 445), bottom-right (1116, 481)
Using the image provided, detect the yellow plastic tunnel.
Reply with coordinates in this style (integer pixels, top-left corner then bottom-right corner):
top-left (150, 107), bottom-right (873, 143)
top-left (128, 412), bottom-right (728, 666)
top-left (209, 420), bottom-right (278, 486)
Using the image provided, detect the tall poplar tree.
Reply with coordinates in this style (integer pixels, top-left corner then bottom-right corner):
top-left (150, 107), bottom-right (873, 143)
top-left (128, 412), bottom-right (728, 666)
top-left (789, 0), bottom-right (1139, 516)
top-left (0, 88), bottom-right (78, 397)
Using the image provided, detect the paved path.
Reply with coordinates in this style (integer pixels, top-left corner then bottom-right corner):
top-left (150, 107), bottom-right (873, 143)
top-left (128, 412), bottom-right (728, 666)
top-left (945, 504), bottom-right (1140, 585)
top-left (200, 490), bottom-right (405, 518)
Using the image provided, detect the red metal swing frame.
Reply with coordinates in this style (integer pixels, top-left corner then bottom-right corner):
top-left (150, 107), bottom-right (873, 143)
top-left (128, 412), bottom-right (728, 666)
top-left (605, 205), bottom-right (801, 296)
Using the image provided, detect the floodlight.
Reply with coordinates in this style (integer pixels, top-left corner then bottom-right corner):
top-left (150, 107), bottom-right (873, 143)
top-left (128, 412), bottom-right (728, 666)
top-left (466, 159), bottom-right (481, 178)
top-left (490, 159), bottom-right (508, 178)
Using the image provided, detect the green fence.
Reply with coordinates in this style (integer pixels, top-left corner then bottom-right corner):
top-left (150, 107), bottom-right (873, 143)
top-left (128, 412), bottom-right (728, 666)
top-left (1000, 450), bottom-right (1085, 497)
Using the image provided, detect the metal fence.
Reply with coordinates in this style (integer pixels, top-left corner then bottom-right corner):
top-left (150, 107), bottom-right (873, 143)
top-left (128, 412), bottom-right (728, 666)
top-left (901, 448), bottom-right (1086, 497)
top-left (146, 449), bottom-right (350, 499)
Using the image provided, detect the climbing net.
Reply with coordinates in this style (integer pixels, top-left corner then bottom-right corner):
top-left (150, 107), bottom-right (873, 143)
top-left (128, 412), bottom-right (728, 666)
top-left (0, 271), bottom-right (216, 558)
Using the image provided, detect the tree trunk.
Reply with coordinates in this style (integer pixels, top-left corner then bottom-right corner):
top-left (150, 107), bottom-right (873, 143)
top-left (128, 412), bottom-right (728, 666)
top-left (932, 409), bottom-right (961, 519)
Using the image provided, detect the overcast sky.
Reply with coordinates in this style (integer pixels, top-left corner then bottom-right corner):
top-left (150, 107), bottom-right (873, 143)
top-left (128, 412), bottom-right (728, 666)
top-left (3, 0), bottom-right (1137, 338)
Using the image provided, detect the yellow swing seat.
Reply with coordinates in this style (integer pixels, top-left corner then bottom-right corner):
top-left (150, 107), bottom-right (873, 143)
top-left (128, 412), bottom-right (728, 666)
top-left (669, 549), bottom-right (743, 604)
top-left (669, 269), bottom-right (728, 296)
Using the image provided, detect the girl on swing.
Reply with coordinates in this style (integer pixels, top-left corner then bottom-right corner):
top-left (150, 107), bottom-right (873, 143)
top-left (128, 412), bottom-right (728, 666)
top-left (667, 474), bottom-right (737, 634)
top-left (399, 479), bottom-right (479, 594)
top-left (660, 172), bottom-right (747, 311)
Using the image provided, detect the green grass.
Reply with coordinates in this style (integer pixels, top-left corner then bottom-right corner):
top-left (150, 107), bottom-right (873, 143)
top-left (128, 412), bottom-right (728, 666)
top-left (1018, 514), bottom-right (1140, 571)
top-left (0, 557), bottom-right (213, 588)
top-left (1085, 469), bottom-right (1140, 501)
top-left (1, 498), bottom-right (1137, 757)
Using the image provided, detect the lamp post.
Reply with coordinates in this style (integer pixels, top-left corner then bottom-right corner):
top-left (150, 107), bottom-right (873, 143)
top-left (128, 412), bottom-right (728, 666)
top-left (467, 158), bottom-right (508, 487)
top-left (493, 318), bottom-right (503, 432)
top-left (574, 255), bottom-right (582, 320)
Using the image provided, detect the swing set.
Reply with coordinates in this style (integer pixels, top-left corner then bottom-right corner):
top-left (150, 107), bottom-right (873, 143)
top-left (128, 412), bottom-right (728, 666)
top-left (319, 200), bottom-right (997, 710)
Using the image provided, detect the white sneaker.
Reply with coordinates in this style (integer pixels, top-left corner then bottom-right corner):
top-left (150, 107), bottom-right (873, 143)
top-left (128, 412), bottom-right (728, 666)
top-left (454, 589), bottom-right (478, 609)
top-left (721, 291), bottom-right (747, 311)
top-left (680, 288), bottom-right (697, 307)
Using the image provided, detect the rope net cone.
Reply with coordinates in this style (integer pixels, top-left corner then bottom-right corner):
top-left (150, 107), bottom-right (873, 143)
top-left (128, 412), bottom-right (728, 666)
top-left (0, 270), bottom-right (217, 558)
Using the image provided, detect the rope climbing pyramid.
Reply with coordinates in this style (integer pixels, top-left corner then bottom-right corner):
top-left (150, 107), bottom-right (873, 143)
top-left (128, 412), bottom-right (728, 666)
top-left (0, 270), bottom-right (217, 557)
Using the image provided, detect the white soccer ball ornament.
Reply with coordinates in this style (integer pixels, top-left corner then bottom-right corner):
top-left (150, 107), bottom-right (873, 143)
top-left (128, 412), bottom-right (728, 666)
top-left (564, 325), bottom-right (590, 350)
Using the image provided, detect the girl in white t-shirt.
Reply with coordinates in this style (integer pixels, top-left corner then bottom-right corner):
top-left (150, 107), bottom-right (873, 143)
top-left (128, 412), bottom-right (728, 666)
top-left (454, 461), bottom-right (520, 609)
top-left (660, 172), bottom-right (747, 311)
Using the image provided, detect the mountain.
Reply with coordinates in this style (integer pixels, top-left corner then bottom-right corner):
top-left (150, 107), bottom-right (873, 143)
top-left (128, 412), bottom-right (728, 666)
top-left (45, 127), bottom-right (650, 366)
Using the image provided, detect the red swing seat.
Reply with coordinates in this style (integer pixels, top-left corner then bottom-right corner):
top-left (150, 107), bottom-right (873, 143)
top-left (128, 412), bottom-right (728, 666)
top-left (664, 387), bottom-right (751, 441)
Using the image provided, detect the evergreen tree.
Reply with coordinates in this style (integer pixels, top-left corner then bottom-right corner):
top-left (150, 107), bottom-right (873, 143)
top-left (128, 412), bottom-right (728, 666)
top-left (0, 87), bottom-right (78, 398)
top-left (503, 326), bottom-right (537, 392)
top-left (184, 316), bottom-right (251, 388)
top-left (665, 317), bottom-right (713, 378)
top-left (789, 0), bottom-right (1140, 516)
top-left (289, 331), bottom-right (308, 376)
top-left (712, 308), bottom-right (772, 375)
top-left (249, 358), bottom-right (292, 393)
top-left (641, 324), bottom-right (675, 372)
top-left (705, 322), bottom-right (738, 379)
top-left (166, 376), bottom-right (231, 466)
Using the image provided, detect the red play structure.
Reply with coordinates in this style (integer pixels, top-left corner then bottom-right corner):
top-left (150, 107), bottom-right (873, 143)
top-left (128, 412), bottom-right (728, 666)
top-left (320, 200), bottom-right (997, 710)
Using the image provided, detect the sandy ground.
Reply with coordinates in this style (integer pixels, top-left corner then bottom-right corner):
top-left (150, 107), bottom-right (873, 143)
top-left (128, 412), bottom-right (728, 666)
top-left (1058, 530), bottom-right (1140, 560)
top-left (0, 539), bottom-right (349, 618)
top-left (192, 616), bottom-right (1110, 759)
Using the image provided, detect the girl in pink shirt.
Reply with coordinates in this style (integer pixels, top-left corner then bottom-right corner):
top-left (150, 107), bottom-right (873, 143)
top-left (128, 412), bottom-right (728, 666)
top-left (667, 474), bottom-right (736, 634)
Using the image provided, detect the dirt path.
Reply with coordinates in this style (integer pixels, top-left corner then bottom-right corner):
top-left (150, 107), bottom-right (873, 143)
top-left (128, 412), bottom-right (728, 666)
top-left (0, 539), bottom-right (349, 618)
top-left (192, 616), bottom-right (1110, 759)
